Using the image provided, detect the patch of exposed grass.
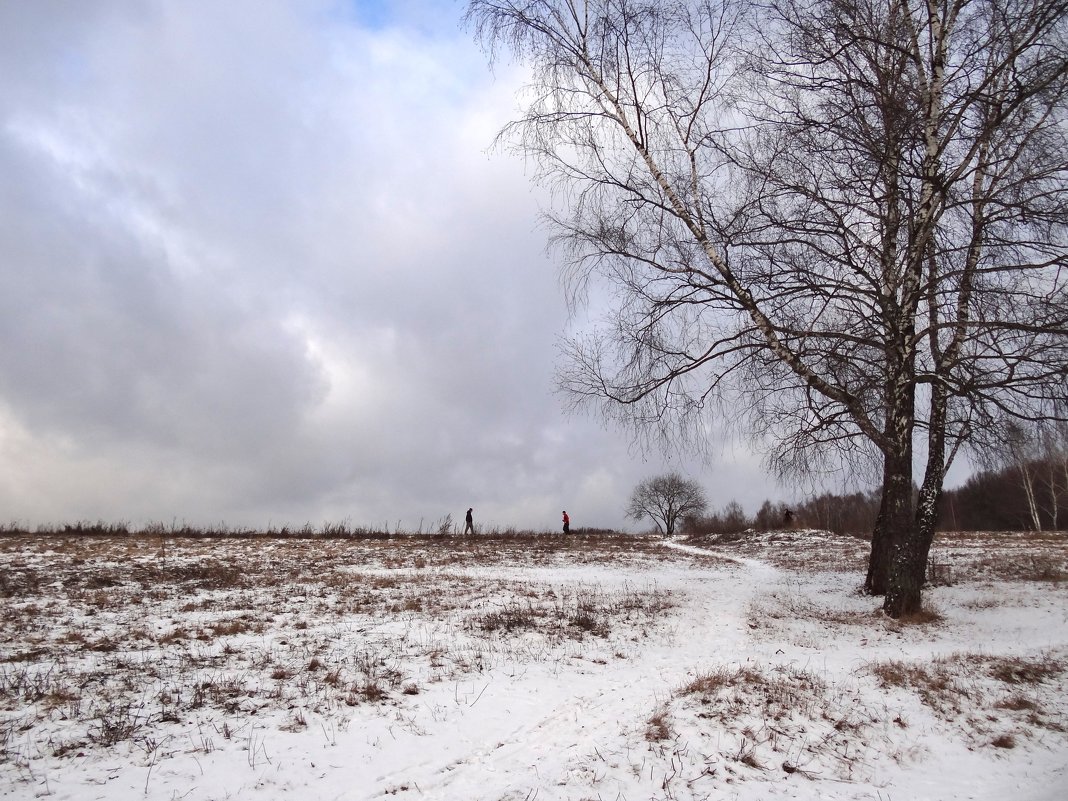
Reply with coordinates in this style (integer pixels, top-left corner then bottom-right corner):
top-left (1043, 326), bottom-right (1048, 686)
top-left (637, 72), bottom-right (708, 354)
top-left (887, 605), bottom-right (944, 628)
top-left (867, 651), bottom-right (1066, 742)
top-left (88, 702), bottom-right (145, 746)
top-left (645, 706), bottom-right (673, 742)
top-left (869, 658), bottom-right (971, 715)
top-left (679, 663), bottom-right (827, 724)
top-left (469, 584), bottom-right (670, 641)
top-left (207, 619), bottom-right (256, 638)
top-left (996, 694), bottom-right (1039, 712)
top-left (474, 601), bottom-right (544, 634)
top-left (927, 531), bottom-right (1068, 582)
top-left (988, 654), bottom-right (1063, 685)
top-left (665, 662), bottom-right (874, 782)
top-left (1020, 556), bottom-right (1068, 582)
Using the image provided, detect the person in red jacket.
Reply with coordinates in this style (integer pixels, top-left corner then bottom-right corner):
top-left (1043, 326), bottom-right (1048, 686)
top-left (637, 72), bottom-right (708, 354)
top-left (562, 510), bottom-right (570, 534)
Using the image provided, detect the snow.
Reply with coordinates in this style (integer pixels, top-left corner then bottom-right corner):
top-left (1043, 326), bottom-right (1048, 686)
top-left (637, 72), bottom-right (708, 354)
top-left (1, 532), bottom-right (1066, 800)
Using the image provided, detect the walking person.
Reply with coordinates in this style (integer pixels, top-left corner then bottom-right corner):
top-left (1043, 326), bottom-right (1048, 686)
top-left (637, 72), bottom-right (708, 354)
top-left (562, 510), bottom-right (570, 535)
top-left (464, 508), bottom-right (475, 535)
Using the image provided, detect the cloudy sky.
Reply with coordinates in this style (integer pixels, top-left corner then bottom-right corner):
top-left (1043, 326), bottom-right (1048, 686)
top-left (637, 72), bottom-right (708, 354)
top-left (0, 0), bottom-right (788, 532)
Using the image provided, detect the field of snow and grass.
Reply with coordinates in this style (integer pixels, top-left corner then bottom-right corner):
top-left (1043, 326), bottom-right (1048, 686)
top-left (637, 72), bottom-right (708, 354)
top-left (1, 529), bottom-right (1066, 800)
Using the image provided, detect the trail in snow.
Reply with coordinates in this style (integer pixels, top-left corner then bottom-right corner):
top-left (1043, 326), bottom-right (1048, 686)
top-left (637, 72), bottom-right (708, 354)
top-left (661, 535), bottom-right (782, 579)
top-left (352, 539), bottom-right (784, 801)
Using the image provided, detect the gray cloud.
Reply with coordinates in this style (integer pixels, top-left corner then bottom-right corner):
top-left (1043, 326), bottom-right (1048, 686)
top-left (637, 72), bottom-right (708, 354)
top-left (0, 0), bottom-right (782, 531)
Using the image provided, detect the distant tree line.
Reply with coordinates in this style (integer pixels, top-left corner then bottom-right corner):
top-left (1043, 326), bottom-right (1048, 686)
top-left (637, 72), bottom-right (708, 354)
top-left (682, 492), bottom-right (880, 538)
top-left (677, 448), bottom-right (1067, 538)
top-left (940, 457), bottom-right (1068, 533)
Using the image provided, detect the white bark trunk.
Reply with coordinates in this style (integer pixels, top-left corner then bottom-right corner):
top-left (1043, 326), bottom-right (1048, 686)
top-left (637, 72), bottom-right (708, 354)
top-left (1020, 464), bottom-right (1042, 531)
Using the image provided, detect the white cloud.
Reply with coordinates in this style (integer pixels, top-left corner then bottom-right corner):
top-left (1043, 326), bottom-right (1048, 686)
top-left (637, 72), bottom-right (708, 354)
top-left (0, 0), bottom-right (783, 531)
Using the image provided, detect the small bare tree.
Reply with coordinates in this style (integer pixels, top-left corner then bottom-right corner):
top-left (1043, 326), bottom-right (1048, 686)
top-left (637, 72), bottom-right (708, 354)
top-left (627, 473), bottom-right (708, 536)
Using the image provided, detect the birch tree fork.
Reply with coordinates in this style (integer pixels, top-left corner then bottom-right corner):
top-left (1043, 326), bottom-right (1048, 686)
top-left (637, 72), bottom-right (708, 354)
top-left (467, 0), bottom-right (1068, 617)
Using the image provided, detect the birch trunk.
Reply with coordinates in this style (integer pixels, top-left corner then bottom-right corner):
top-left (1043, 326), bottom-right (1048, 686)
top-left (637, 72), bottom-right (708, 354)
top-left (1021, 463), bottom-right (1042, 531)
top-left (864, 483), bottom-right (892, 596)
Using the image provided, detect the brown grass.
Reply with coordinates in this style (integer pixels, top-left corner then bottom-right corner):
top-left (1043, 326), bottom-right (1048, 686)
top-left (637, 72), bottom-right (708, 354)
top-left (889, 605), bottom-right (944, 626)
top-left (678, 663), bottom-right (827, 725)
top-left (2, 527), bottom-right (1065, 782)
top-left (0, 533), bottom-right (682, 770)
top-left (988, 654), bottom-right (1064, 685)
top-left (927, 531), bottom-right (1068, 582)
top-left (996, 695), bottom-right (1039, 712)
top-left (868, 651), bottom-right (1066, 740)
top-left (645, 706), bottom-right (673, 742)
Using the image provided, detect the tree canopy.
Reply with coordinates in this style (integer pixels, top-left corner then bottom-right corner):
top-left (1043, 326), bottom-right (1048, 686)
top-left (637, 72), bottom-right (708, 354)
top-left (626, 472), bottom-right (708, 536)
top-left (469, 0), bottom-right (1068, 616)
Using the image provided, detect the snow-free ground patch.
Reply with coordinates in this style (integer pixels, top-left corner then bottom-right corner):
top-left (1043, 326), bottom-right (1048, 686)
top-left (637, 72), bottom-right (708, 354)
top-left (1, 530), bottom-right (1066, 800)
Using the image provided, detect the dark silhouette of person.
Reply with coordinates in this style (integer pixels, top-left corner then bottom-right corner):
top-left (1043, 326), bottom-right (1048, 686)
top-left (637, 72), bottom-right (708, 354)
top-left (464, 508), bottom-right (474, 535)
top-left (783, 508), bottom-right (794, 527)
top-left (562, 510), bottom-right (570, 534)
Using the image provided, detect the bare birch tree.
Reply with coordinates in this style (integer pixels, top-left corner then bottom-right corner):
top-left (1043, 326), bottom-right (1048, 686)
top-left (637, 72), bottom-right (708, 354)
top-left (737, 0), bottom-right (1068, 612)
top-left (1045, 422), bottom-right (1068, 529)
top-left (1000, 422), bottom-right (1045, 529)
top-left (468, 0), bottom-right (1068, 616)
top-left (985, 417), bottom-right (1068, 529)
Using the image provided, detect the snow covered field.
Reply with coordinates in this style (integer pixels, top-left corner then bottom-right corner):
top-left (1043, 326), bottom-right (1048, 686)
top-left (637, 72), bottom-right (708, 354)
top-left (1, 530), bottom-right (1066, 800)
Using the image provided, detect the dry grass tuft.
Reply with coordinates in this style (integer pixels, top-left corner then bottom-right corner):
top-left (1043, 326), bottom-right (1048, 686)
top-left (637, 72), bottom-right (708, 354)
top-left (681, 667), bottom-right (732, 696)
top-left (996, 694), bottom-right (1039, 712)
top-left (870, 659), bottom-right (927, 689)
top-left (664, 661), bottom-right (874, 782)
top-left (988, 655), bottom-right (1063, 685)
top-left (990, 733), bottom-right (1016, 749)
top-left (645, 706), bottom-right (673, 742)
top-left (678, 663), bottom-right (827, 725)
top-left (888, 605), bottom-right (944, 627)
